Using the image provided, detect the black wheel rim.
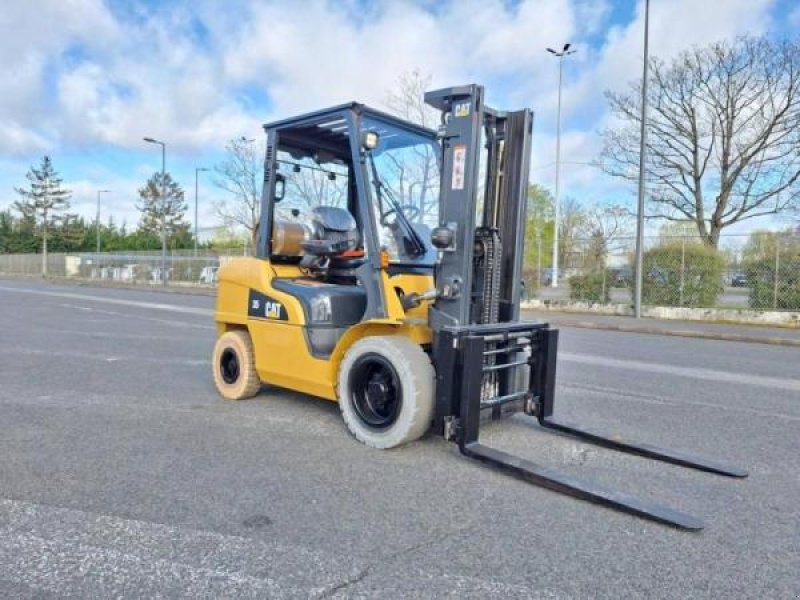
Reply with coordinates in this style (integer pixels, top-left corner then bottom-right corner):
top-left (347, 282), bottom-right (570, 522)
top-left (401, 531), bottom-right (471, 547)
top-left (220, 348), bottom-right (240, 384)
top-left (349, 353), bottom-right (402, 430)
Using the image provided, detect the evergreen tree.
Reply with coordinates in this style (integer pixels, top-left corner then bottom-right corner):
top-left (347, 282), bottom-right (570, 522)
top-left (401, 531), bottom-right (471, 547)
top-left (51, 214), bottom-right (89, 251)
top-left (0, 210), bottom-right (12, 253)
top-left (13, 156), bottom-right (72, 274)
top-left (11, 211), bottom-right (39, 253)
top-left (136, 172), bottom-right (189, 239)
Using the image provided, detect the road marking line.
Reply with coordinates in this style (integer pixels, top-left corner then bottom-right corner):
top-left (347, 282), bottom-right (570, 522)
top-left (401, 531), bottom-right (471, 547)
top-left (42, 327), bottom-right (211, 340)
top-left (54, 303), bottom-right (216, 329)
top-left (0, 285), bottom-right (213, 317)
top-left (0, 347), bottom-right (208, 366)
top-left (560, 352), bottom-right (800, 393)
top-left (563, 383), bottom-right (800, 422)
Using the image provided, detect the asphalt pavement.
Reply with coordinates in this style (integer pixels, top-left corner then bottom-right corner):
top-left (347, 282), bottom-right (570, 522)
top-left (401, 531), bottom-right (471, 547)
top-left (0, 278), bottom-right (798, 598)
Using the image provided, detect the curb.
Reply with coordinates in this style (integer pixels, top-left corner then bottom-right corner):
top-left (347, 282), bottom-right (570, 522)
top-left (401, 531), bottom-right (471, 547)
top-left (520, 300), bottom-right (800, 329)
top-left (0, 274), bottom-right (217, 297)
top-left (545, 319), bottom-right (800, 348)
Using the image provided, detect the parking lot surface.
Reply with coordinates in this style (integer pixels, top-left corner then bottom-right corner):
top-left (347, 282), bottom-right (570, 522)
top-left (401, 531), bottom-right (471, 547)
top-left (0, 278), bottom-right (797, 598)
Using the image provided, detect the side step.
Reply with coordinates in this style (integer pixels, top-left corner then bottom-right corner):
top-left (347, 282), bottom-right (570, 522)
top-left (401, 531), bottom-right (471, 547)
top-left (459, 441), bottom-right (704, 530)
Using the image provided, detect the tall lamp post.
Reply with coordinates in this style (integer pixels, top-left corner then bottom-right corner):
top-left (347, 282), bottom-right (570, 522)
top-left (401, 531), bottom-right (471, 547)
top-left (546, 43), bottom-right (576, 288)
top-left (95, 189), bottom-right (111, 277)
top-left (194, 167), bottom-right (209, 257)
top-left (633, 0), bottom-right (651, 318)
top-left (143, 137), bottom-right (167, 285)
top-left (241, 136), bottom-right (256, 253)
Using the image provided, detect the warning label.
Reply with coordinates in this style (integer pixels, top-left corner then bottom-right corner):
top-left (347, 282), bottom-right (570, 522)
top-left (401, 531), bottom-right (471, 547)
top-left (452, 144), bottom-right (467, 190)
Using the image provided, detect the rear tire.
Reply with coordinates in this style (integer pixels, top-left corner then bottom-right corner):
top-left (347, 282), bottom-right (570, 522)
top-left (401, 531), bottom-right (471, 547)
top-left (337, 336), bottom-right (434, 449)
top-left (212, 330), bottom-right (261, 400)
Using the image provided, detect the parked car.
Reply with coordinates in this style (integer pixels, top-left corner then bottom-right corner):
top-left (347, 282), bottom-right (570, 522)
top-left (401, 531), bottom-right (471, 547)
top-left (731, 273), bottom-right (748, 287)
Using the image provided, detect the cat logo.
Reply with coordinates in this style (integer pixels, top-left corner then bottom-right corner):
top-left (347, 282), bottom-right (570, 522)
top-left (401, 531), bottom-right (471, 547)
top-left (454, 102), bottom-right (470, 118)
top-left (264, 301), bottom-right (283, 319)
top-left (248, 289), bottom-right (288, 321)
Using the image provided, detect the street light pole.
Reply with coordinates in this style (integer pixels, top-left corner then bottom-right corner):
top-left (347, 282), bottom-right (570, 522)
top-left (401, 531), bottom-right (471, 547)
top-left (143, 137), bottom-right (167, 286)
top-left (96, 189), bottom-right (110, 277)
top-left (241, 136), bottom-right (256, 254)
top-left (195, 167), bottom-right (209, 258)
top-left (633, 0), bottom-right (651, 318)
top-left (547, 43), bottom-right (576, 288)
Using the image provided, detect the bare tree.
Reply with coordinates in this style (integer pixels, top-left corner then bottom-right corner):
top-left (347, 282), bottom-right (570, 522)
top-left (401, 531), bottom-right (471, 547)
top-left (558, 196), bottom-right (587, 269)
top-left (385, 69), bottom-right (439, 129)
top-left (383, 70), bottom-right (440, 221)
top-left (213, 137), bottom-right (261, 249)
top-left (601, 36), bottom-right (800, 247)
top-left (581, 204), bottom-right (633, 268)
top-left (278, 156), bottom-right (348, 212)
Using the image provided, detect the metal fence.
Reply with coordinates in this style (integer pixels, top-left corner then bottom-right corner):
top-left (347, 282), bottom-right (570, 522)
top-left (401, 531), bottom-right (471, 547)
top-left (0, 249), bottom-right (251, 287)
top-left (525, 231), bottom-right (800, 312)
top-left (2, 231), bottom-right (799, 311)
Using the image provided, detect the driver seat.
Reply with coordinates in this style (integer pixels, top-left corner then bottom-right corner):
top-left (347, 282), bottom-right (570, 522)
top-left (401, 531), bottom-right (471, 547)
top-left (301, 206), bottom-right (365, 284)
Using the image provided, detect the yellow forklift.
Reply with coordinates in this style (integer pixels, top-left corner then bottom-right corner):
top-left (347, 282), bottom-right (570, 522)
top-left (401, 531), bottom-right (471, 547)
top-left (213, 84), bottom-right (746, 529)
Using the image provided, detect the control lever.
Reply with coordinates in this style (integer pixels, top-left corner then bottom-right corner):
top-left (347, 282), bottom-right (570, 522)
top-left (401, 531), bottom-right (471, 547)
top-left (400, 288), bottom-right (439, 310)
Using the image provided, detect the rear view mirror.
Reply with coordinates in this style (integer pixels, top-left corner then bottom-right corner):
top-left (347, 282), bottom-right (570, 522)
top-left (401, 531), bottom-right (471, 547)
top-left (274, 173), bottom-right (286, 202)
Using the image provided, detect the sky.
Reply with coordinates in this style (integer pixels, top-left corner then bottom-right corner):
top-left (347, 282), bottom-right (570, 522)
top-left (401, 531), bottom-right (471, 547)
top-left (1, 0), bottom-right (798, 238)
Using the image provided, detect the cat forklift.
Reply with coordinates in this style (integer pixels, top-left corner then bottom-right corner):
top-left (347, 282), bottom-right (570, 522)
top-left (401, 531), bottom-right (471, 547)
top-left (213, 84), bottom-right (746, 530)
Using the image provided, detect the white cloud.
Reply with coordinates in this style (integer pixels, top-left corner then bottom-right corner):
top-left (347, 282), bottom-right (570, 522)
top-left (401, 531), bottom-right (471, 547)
top-left (0, 0), bottom-right (119, 155)
top-left (214, 0), bottom-right (613, 119)
top-left (0, 0), bottom-right (616, 156)
top-left (219, 1), bottom-right (448, 115)
top-left (49, 6), bottom-right (263, 151)
top-left (0, 0), bottom-right (788, 234)
top-left (593, 0), bottom-right (773, 97)
top-left (536, 0), bottom-right (778, 211)
top-left (0, 120), bottom-right (51, 157)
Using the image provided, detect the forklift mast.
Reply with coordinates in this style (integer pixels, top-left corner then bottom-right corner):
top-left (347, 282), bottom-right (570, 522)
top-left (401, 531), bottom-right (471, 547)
top-left (424, 84), bottom-right (532, 331)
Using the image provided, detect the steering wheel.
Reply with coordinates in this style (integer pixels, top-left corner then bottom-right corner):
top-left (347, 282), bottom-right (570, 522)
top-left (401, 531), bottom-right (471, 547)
top-left (380, 204), bottom-right (421, 226)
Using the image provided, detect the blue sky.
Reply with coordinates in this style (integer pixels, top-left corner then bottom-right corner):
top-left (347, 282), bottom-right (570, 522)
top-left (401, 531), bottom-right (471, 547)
top-left (1, 0), bottom-right (798, 236)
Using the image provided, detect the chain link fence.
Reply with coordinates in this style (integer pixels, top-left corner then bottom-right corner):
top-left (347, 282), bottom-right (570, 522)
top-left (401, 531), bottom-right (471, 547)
top-left (0, 248), bottom-right (251, 288)
top-left (525, 231), bottom-right (800, 312)
top-left (2, 230), bottom-right (799, 312)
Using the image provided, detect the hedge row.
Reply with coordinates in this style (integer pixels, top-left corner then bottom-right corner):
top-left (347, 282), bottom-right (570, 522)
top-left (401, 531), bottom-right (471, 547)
top-left (744, 259), bottom-right (800, 310)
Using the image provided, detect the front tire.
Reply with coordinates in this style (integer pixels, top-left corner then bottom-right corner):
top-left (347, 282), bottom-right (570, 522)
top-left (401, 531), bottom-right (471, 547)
top-left (337, 336), bottom-right (434, 449)
top-left (212, 330), bottom-right (261, 400)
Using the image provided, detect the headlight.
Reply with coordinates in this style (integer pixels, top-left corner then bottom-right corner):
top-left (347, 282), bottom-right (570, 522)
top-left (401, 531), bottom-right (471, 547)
top-left (361, 130), bottom-right (379, 150)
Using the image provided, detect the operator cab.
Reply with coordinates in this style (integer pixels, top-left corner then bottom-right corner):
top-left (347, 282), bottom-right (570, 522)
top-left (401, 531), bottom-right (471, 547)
top-left (262, 104), bottom-right (440, 277)
top-left (257, 103), bottom-right (440, 356)
top-left (258, 104), bottom-right (441, 355)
